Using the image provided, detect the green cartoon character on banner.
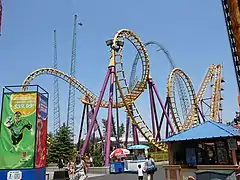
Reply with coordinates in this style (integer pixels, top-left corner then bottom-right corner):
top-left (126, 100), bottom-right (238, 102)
top-left (4, 111), bottom-right (32, 147)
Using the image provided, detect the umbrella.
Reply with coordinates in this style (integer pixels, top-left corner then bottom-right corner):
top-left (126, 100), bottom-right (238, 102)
top-left (128, 144), bottom-right (150, 150)
top-left (110, 148), bottom-right (130, 158)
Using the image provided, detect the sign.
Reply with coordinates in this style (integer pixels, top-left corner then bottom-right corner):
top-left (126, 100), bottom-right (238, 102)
top-left (0, 92), bottom-right (37, 169)
top-left (228, 138), bottom-right (237, 150)
top-left (35, 94), bottom-right (48, 168)
top-left (7, 170), bottom-right (22, 180)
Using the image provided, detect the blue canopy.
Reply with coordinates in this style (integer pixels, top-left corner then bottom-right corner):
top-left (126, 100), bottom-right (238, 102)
top-left (128, 144), bottom-right (149, 150)
top-left (163, 121), bottom-right (240, 142)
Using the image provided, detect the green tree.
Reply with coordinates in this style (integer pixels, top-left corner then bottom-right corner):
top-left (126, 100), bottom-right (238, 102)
top-left (102, 119), bottom-right (125, 138)
top-left (47, 123), bottom-right (77, 164)
top-left (46, 132), bottom-right (54, 164)
top-left (102, 118), bottom-right (116, 137)
top-left (119, 123), bottom-right (125, 137)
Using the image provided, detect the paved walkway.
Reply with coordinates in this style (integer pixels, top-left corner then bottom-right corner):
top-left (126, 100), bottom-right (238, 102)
top-left (88, 170), bottom-right (164, 179)
top-left (47, 171), bottom-right (105, 180)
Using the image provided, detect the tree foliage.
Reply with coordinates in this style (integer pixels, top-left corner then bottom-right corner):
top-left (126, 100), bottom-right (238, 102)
top-left (102, 118), bottom-right (125, 138)
top-left (119, 123), bottom-right (125, 137)
top-left (102, 118), bottom-right (115, 137)
top-left (47, 123), bottom-right (77, 164)
top-left (89, 137), bottom-right (104, 167)
top-left (46, 133), bottom-right (54, 165)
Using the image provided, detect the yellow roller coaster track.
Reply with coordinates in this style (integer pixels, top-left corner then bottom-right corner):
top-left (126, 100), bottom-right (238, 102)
top-left (183, 64), bottom-right (217, 129)
top-left (167, 68), bottom-right (199, 132)
top-left (22, 29), bottom-right (167, 152)
top-left (211, 65), bottom-right (224, 122)
top-left (184, 65), bottom-right (224, 129)
top-left (112, 29), bottom-right (167, 152)
top-left (169, 64), bottom-right (224, 130)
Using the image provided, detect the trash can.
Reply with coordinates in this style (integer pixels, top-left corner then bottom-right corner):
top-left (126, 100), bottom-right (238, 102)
top-left (114, 162), bottom-right (124, 173)
top-left (195, 169), bottom-right (235, 180)
top-left (110, 163), bottom-right (116, 174)
top-left (53, 170), bottom-right (70, 180)
top-left (110, 162), bottom-right (124, 174)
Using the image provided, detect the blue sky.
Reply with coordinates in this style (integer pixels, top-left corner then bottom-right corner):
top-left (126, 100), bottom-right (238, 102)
top-left (0, 0), bottom-right (238, 140)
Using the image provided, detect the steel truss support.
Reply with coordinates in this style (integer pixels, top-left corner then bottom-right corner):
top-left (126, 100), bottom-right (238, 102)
top-left (124, 116), bottom-right (130, 148)
top-left (200, 97), bottom-right (211, 120)
top-left (128, 105), bottom-right (139, 145)
top-left (80, 65), bottom-right (115, 166)
top-left (132, 122), bottom-right (139, 145)
top-left (124, 104), bottom-right (139, 147)
top-left (155, 97), bottom-right (174, 141)
top-left (77, 102), bottom-right (103, 153)
top-left (148, 77), bottom-right (175, 141)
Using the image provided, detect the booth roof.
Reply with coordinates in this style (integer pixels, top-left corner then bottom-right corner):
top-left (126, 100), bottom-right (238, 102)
top-left (163, 121), bottom-right (240, 142)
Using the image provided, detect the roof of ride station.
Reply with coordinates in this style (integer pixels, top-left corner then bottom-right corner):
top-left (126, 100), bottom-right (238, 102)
top-left (163, 121), bottom-right (240, 142)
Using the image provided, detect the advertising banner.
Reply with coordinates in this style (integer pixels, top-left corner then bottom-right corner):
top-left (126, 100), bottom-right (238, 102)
top-left (35, 94), bottom-right (48, 168)
top-left (0, 92), bottom-right (37, 169)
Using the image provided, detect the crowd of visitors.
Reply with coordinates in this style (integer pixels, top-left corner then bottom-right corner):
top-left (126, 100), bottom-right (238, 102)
top-left (57, 153), bottom-right (94, 180)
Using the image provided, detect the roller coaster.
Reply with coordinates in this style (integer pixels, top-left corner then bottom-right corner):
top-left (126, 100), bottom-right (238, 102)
top-left (19, 0), bottom-right (240, 168)
top-left (22, 28), bottom-right (224, 166)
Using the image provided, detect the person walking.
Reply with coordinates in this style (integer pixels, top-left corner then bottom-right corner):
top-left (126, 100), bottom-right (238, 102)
top-left (68, 160), bottom-right (75, 179)
top-left (146, 155), bottom-right (156, 180)
top-left (89, 154), bottom-right (94, 167)
top-left (137, 164), bottom-right (144, 180)
top-left (73, 156), bottom-right (88, 180)
top-left (58, 157), bottom-right (64, 169)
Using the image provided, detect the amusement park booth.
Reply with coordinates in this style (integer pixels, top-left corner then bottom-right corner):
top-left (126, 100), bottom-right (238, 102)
top-left (0, 85), bottom-right (49, 180)
top-left (109, 145), bottom-right (150, 174)
top-left (124, 144), bottom-right (149, 173)
top-left (163, 121), bottom-right (240, 180)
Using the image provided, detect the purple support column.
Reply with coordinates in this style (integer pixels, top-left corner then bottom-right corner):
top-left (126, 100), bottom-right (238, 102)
top-left (129, 104), bottom-right (139, 145)
top-left (155, 98), bottom-right (168, 141)
top-left (132, 124), bottom-right (136, 145)
top-left (86, 105), bottom-right (89, 131)
top-left (151, 79), bottom-right (174, 132)
top-left (132, 123), bottom-right (139, 145)
top-left (89, 105), bottom-right (104, 143)
top-left (152, 90), bottom-right (160, 138)
top-left (166, 101), bottom-right (171, 137)
top-left (80, 69), bottom-right (111, 156)
top-left (104, 66), bottom-right (115, 166)
top-left (124, 116), bottom-right (130, 148)
top-left (148, 81), bottom-right (156, 137)
top-left (77, 103), bottom-right (87, 152)
top-left (135, 127), bottom-right (139, 144)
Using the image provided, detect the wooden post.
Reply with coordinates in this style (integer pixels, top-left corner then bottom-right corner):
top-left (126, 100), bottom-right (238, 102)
top-left (168, 142), bottom-right (174, 165)
top-left (163, 165), bottom-right (183, 180)
top-left (232, 150), bottom-right (238, 165)
top-left (228, 138), bottom-right (238, 165)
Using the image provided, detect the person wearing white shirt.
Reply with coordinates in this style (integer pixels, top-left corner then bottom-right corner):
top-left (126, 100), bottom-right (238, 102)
top-left (89, 155), bottom-right (94, 167)
top-left (137, 164), bottom-right (144, 180)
